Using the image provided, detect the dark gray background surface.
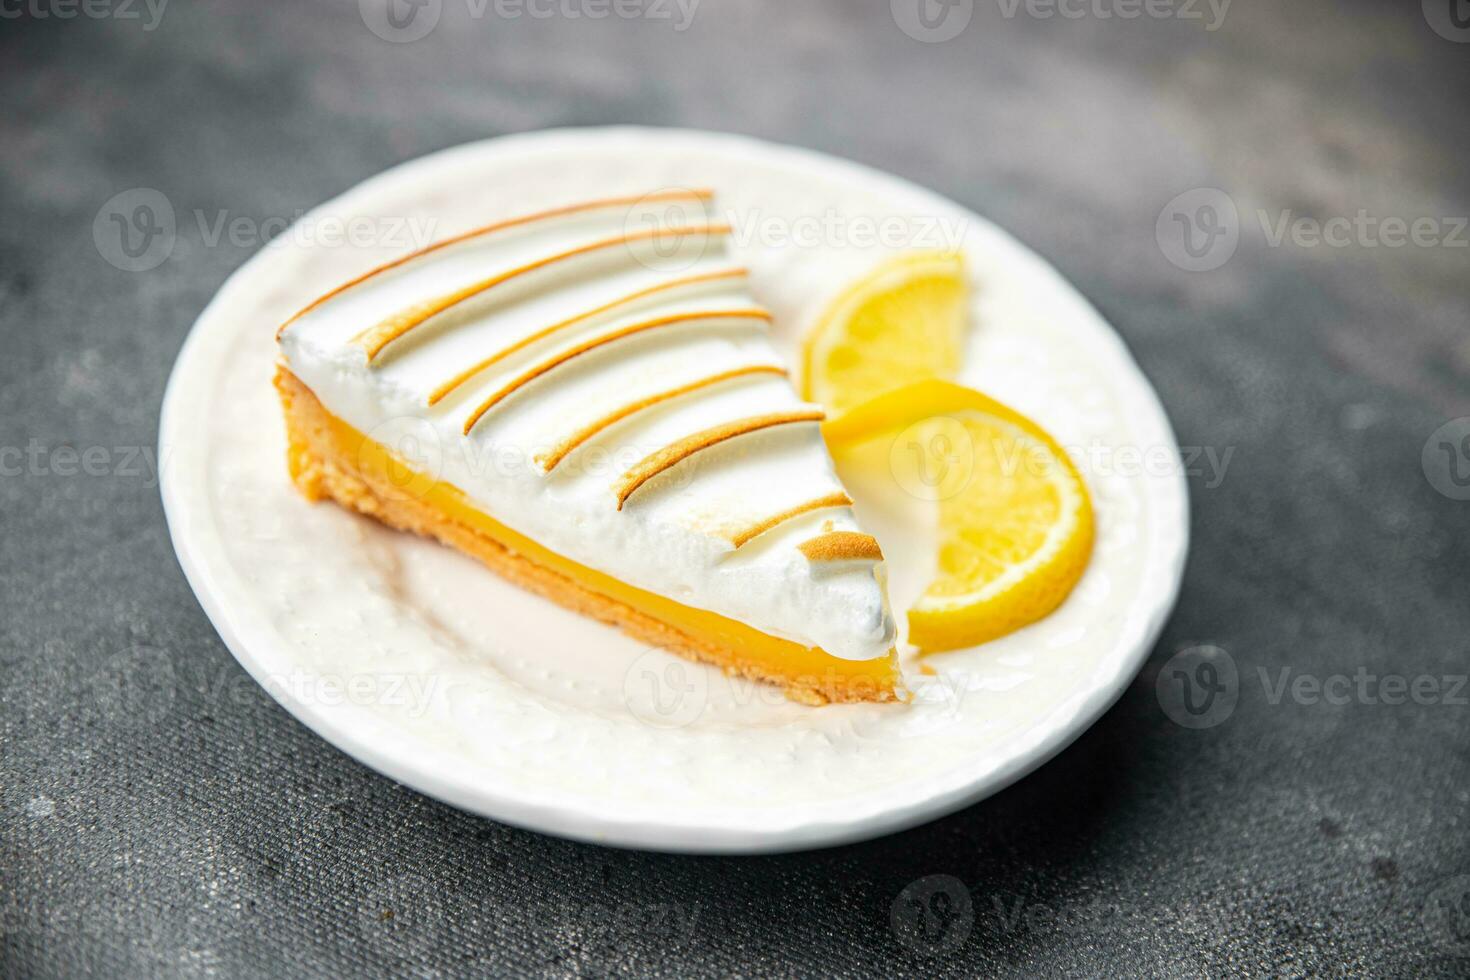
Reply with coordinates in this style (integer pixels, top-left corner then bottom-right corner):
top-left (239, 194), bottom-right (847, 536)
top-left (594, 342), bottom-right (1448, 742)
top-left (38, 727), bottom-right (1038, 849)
top-left (3, 0), bottom-right (1469, 976)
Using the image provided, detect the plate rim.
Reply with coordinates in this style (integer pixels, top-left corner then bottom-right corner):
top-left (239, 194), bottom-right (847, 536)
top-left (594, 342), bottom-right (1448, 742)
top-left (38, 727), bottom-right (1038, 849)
top-left (160, 125), bottom-right (1190, 853)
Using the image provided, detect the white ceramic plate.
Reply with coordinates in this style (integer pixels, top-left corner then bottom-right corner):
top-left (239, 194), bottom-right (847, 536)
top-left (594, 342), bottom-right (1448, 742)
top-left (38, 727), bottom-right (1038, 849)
top-left (160, 128), bottom-right (1188, 853)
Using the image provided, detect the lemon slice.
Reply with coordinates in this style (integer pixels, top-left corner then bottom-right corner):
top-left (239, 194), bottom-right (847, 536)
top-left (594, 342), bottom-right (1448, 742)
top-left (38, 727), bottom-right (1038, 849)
top-left (801, 252), bottom-right (968, 416)
top-left (825, 381), bottom-right (1094, 653)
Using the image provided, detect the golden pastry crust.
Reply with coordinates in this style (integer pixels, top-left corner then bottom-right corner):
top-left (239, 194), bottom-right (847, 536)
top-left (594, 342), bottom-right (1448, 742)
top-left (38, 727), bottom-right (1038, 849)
top-left (274, 367), bottom-right (899, 704)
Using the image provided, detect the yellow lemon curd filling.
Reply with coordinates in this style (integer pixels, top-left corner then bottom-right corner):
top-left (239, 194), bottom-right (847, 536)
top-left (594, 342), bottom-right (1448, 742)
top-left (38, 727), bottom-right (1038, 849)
top-left (278, 369), bottom-right (900, 704)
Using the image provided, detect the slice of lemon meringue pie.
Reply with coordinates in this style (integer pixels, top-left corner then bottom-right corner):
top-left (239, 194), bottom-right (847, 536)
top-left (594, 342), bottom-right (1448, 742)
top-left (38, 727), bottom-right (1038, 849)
top-left (275, 189), bottom-right (901, 703)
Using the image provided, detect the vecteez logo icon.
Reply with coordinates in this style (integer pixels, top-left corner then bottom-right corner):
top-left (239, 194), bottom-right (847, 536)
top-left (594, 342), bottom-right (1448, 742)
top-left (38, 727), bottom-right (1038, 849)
top-left (622, 645), bottom-right (709, 729)
top-left (1423, 0), bottom-right (1470, 42)
top-left (888, 416), bottom-right (975, 502)
top-left (360, 0), bottom-right (442, 42)
top-left (891, 0), bottom-right (974, 42)
top-left (93, 188), bottom-right (176, 272)
top-left (1156, 188), bottom-right (1240, 272)
top-left (1422, 417), bottom-right (1470, 501)
top-left (620, 188), bottom-right (720, 275)
top-left (1156, 644), bottom-right (1238, 729)
top-left (1423, 875), bottom-right (1470, 955)
top-left (88, 645), bottom-right (177, 728)
top-left (360, 416), bottom-right (446, 503)
top-left (890, 875), bottom-right (975, 956)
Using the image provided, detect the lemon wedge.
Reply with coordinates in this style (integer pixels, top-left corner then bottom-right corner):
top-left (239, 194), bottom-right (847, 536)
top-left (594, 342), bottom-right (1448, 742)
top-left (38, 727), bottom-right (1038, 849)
top-left (801, 252), bottom-right (968, 416)
top-left (824, 381), bottom-right (1094, 653)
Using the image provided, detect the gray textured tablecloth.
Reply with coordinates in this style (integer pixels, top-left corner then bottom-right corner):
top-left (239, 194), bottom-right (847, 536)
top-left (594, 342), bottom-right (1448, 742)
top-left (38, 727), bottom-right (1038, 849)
top-left (3, 0), bottom-right (1469, 976)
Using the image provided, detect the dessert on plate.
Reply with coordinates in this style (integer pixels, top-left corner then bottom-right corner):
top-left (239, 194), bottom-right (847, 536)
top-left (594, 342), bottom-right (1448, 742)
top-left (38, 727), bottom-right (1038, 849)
top-left (274, 189), bottom-right (902, 703)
